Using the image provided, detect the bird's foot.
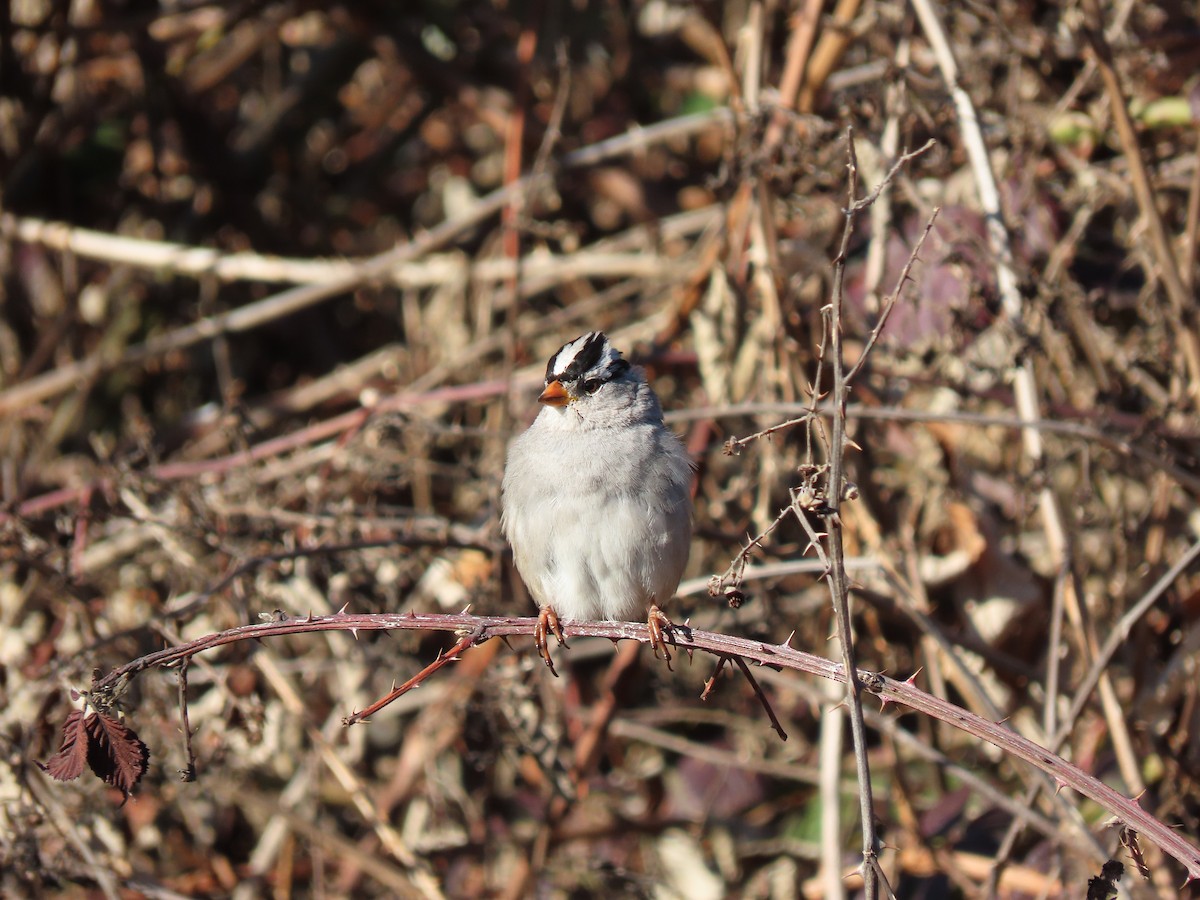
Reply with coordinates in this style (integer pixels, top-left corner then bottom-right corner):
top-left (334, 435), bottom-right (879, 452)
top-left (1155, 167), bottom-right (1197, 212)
top-left (535, 606), bottom-right (567, 677)
top-left (648, 604), bottom-right (677, 671)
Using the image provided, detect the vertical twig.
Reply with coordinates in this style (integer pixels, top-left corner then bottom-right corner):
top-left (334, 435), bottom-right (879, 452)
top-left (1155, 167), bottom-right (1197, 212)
top-left (827, 129), bottom-right (880, 899)
top-left (797, 0), bottom-right (864, 114)
top-left (818, 681), bottom-right (847, 900)
top-left (798, 130), bottom-right (935, 900)
top-left (176, 657), bottom-right (197, 783)
top-left (862, 37), bottom-right (911, 311)
top-left (762, 0), bottom-right (823, 153)
top-left (1042, 571), bottom-right (1068, 742)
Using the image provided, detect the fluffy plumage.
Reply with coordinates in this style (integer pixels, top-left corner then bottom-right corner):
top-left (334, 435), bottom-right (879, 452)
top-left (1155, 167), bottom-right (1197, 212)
top-left (501, 332), bottom-right (693, 623)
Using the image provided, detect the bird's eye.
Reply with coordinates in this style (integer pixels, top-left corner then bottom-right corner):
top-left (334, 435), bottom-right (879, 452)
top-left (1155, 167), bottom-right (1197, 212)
top-left (583, 378), bottom-right (603, 395)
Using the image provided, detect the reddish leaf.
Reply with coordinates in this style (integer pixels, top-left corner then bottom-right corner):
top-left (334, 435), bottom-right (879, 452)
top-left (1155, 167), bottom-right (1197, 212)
top-left (84, 712), bottom-right (150, 800)
top-left (40, 709), bottom-right (89, 783)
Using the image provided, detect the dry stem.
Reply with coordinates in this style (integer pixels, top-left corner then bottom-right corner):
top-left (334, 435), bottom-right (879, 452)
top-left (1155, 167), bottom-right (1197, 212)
top-left (74, 608), bottom-right (1200, 882)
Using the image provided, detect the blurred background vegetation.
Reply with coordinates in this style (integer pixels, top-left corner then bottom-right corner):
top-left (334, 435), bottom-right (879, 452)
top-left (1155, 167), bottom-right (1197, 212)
top-left (2, 0), bottom-right (1199, 897)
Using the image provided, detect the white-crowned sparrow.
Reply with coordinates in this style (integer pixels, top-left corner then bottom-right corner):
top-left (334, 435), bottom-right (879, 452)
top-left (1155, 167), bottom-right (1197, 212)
top-left (501, 332), bottom-right (693, 671)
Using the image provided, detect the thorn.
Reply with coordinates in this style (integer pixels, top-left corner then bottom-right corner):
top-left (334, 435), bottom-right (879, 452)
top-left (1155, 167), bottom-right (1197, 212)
top-left (337, 601), bottom-right (351, 616)
top-left (903, 668), bottom-right (922, 686)
top-left (1054, 777), bottom-right (1068, 796)
top-left (780, 630), bottom-right (796, 650)
top-left (306, 610), bottom-right (316, 622)
top-left (459, 603), bottom-right (473, 615)
top-left (349, 627), bottom-right (360, 641)
top-left (879, 695), bottom-right (894, 710)
top-left (407, 609), bottom-right (417, 618)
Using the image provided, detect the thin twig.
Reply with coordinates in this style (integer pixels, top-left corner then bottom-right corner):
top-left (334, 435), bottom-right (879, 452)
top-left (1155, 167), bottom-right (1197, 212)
top-left (723, 413), bottom-right (812, 454)
top-left (611, 718), bottom-right (819, 782)
top-left (844, 206), bottom-right (939, 385)
top-left (343, 630), bottom-right (480, 726)
top-left (762, 0), bottom-right (823, 153)
top-left (700, 655), bottom-right (730, 700)
top-left (863, 36), bottom-right (911, 310)
top-left (826, 130), bottom-right (880, 898)
top-left (797, 0), bottom-right (864, 114)
top-left (731, 655), bottom-right (787, 741)
top-left (849, 138), bottom-right (937, 213)
top-left (708, 507), bottom-right (791, 599)
top-left (176, 657), bottom-right (196, 783)
top-left (689, 401), bottom-right (1200, 493)
top-left (1052, 536), bottom-right (1200, 751)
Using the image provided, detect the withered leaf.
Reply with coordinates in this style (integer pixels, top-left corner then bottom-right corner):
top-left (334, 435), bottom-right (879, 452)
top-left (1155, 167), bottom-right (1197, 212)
top-left (1086, 859), bottom-right (1123, 899)
top-left (40, 709), bottom-right (89, 783)
top-left (85, 711), bottom-right (150, 800)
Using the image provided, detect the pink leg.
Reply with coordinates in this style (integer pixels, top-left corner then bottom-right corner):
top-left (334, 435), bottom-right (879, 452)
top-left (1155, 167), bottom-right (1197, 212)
top-left (534, 606), bottom-right (566, 677)
top-left (647, 604), bottom-right (675, 671)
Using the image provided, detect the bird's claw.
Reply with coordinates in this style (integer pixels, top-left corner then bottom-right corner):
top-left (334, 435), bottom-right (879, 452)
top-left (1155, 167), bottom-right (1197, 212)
top-left (535, 606), bottom-right (566, 677)
top-left (648, 604), bottom-right (676, 671)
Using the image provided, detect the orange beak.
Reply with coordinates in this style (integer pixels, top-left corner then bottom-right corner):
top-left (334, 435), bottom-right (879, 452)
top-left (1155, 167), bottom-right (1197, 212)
top-left (538, 379), bottom-right (570, 407)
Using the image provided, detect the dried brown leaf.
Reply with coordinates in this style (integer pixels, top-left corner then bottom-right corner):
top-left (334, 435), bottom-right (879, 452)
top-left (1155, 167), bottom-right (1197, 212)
top-left (1086, 859), bottom-right (1124, 899)
top-left (84, 711), bottom-right (150, 800)
top-left (40, 709), bottom-right (89, 783)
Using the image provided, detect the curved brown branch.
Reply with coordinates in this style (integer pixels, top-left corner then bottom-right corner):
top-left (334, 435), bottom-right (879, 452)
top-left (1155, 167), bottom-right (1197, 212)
top-left (79, 610), bottom-right (1200, 882)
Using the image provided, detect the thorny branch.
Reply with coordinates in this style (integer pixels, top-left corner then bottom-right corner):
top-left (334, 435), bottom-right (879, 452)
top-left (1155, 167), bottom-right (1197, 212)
top-left (824, 129), bottom-right (880, 897)
top-left (66, 608), bottom-right (1200, 882)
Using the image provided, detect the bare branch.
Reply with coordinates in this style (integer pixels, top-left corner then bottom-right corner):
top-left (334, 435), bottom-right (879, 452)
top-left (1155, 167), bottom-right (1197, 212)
top-left (64, 608), bottom-right (1200, 882)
